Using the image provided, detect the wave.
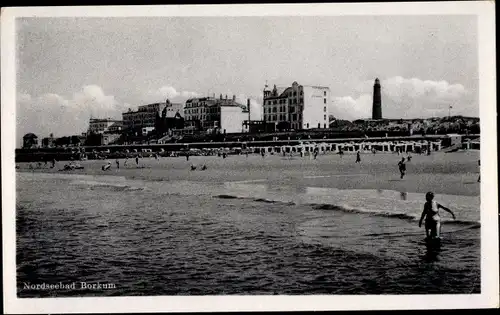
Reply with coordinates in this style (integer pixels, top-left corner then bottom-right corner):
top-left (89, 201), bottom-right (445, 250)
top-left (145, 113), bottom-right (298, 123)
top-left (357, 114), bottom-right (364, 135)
top-left (214, 195), bottom-right (295, 205)
top-left (213, 194), bottom-right (480, 227)
top-left (70, 180), bottom-right (147, 191)
top-left (215, 194), bottom-right (239, 199)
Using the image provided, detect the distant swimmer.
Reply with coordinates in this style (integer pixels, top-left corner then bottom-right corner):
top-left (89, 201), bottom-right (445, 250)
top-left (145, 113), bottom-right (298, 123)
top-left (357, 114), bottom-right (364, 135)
top-left (190, 165), bottom-right (197, 171)
top-left (407, 152), bottom-right (412, 162)
top-left (201, 165), bottom-right (207, 171)
top-left (419, 192), bottom-right (456, 240)
top-left (398, 157), bottom-right (406, 179)
top-left (355, 150), bottom-right (361, 163)
top-left (102, 162), bottom-right (111, 171)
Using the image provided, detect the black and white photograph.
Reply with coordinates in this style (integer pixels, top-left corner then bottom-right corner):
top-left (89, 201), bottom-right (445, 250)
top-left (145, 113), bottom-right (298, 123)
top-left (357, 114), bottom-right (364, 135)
top-left (2, 2), bottom-right (498, 313)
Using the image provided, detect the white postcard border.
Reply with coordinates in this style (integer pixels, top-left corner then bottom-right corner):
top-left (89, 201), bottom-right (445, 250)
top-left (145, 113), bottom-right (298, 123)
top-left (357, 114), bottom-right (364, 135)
top-left (2, 2), bottom-right (498, 313)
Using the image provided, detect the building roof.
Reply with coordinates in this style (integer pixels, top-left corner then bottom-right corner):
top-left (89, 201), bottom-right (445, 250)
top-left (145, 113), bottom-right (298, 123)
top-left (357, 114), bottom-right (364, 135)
top-left (23, 133), bottom-right (38, 139)
top-left (302, 85), bottom-right (330, 89)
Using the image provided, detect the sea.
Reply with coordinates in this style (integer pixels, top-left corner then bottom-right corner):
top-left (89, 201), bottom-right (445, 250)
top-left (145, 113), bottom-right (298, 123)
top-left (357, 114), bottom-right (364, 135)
top-left (16, 171), bottom-right (480, 297)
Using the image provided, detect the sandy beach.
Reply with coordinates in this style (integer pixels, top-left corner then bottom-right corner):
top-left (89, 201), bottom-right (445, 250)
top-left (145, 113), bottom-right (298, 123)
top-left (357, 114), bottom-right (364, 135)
top-left (17, 150), bottom-right (480, 196)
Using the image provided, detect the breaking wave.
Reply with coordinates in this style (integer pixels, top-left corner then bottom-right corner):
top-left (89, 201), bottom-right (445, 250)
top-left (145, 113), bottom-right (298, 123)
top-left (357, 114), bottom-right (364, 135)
top-left (70, 179), bottom-right (148, 191)
top-left (213, 194), bottom-right (480, 227)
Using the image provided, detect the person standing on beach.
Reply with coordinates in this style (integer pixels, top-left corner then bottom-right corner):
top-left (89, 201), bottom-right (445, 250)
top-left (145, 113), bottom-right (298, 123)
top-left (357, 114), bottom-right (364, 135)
top-left (419, 192), bottom-right (456, 240)
top-left (135, 156), bottom-right (139, 166)
top-left (355, 150), bottom-right (361, 163)
top-left (477, 159), bottom-right (480, 182)
top-left (115, 159), bottom-right (120, 169)
top-left (398, 157), bottom-right (406, 179)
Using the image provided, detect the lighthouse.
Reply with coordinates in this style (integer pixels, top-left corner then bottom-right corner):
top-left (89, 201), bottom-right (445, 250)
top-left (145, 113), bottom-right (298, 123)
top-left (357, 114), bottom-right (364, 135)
top-left (372, 78), bottom-right (382, 120)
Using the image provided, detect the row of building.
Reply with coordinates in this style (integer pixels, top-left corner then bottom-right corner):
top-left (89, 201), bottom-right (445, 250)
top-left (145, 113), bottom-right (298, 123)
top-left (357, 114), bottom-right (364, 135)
top-left (80, 81), bottom-right (331, 145)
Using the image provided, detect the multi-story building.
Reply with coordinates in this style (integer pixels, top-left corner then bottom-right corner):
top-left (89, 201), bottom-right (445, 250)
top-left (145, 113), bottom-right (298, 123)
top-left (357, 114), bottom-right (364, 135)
top-left (22, 133), bottom-right (39, 149)
top-left (184, 95), bottom-right (250, 134)
top-left (156, 100), bottom-right (185, 136)
top-left (262, 81), bottom-right (330, 130)
top-left (122, 100), bottom-right (183, 132)
top-left (88, 118), bottom-right (122, 134)
top-left (122, 102), bottom-right (166, 131)
top-left (164, 101), bottom-right (184, 118)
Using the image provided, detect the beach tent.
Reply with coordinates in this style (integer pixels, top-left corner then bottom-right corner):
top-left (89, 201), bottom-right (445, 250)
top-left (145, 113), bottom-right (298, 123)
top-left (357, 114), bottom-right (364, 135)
top-left (446, 134), bottom-right (462, 147)
top-left (432, 141), bottom-right (442, 151)
top-left (405, 142), bottom-right (414, 152)
top-left (470, 137), bottom-right (480, 150)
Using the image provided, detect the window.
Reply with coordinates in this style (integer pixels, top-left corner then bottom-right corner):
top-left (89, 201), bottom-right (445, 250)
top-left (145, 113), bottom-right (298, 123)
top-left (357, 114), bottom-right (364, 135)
top-left (324, 115), bottom-right (327, 120)
top-left (324, 91), bottom-right (327, 96)
top-left (324, 107), bottom-right (327, 112)
top-left (318, 123), bottom-right (321, 128)
top-left (324, 98), bottom-right (327, 104)
top-left (307, 123), bottom-right (309, 128)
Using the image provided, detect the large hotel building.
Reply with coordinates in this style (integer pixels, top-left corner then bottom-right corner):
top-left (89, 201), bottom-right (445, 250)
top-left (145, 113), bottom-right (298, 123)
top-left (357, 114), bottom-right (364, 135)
top-left (184, 94), bottom-right (250, 134)
top-left (122, 101), bottom-right (183, 131)
top-left (263, 81), bottom-right (330, 130)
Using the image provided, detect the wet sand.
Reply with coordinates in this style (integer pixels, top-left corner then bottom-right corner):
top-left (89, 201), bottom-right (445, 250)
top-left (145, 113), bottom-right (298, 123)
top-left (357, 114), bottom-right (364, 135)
top-left (17, 150), bottom-right (480, 196)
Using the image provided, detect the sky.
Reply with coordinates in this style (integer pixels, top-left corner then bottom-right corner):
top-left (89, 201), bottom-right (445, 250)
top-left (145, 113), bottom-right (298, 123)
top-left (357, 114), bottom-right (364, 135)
top-left (16, 15), bottom-right (478, 144)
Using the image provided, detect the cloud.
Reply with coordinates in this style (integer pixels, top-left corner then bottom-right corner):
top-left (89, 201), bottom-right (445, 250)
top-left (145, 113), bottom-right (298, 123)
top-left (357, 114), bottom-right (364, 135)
top-left (330, 95), bottom-right (372, 120)
top-left (332, 76), bottom-right (473, 120)
top-left (145, 85), bottom-right (200, 103)
top-left (17, 92), bottom-right (32, 103)
top-left (235, 93), bottom-right (263, 120)
top-left (381, 76), bottom-right (467, 102)
top-left (181, 91), bottom-right (200, 98)
top-left (16, 85), bottom-right (124, 145)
